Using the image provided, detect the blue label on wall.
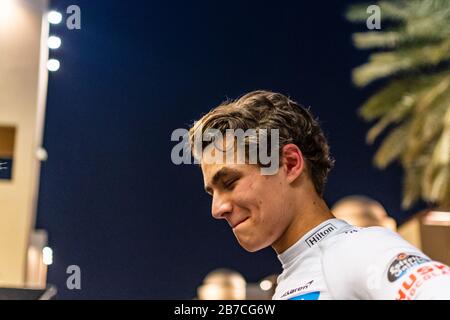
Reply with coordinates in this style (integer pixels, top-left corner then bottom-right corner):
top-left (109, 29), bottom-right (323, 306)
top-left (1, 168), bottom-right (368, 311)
top-left (0, 158), bottom-right (13, 180)
top-left (289, 291), bottom-right (320, 300)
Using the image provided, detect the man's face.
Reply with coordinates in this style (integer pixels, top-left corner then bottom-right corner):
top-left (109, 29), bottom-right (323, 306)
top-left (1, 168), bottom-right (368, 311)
top-left (201, 149), bottom-right (295, 252)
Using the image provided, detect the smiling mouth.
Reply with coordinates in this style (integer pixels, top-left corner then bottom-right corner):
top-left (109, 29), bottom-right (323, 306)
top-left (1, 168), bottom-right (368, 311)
top-left (232, 218), bottom-right (249, 229)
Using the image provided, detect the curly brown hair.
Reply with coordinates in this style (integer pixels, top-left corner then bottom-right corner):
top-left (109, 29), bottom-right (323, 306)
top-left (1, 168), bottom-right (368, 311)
top-left (188, 90), bottom-right (334, 196)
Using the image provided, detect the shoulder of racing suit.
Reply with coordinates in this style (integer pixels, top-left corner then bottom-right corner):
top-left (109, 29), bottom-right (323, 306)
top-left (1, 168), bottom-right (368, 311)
top-left (320, 226), bottom-right (450, 300)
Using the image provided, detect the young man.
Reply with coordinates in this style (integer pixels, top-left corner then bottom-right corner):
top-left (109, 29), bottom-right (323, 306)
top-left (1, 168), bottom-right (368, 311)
top-left (188, 90), bottom-right (450, 300)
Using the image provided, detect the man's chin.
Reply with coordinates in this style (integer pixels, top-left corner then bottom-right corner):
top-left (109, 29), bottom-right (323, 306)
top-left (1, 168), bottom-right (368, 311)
top-left (234, 236), bottom-right (268, 252)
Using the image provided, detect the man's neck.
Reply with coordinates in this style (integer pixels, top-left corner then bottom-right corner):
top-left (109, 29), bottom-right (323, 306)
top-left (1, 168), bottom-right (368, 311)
top-left (271, 196), bottom-right (334, 255)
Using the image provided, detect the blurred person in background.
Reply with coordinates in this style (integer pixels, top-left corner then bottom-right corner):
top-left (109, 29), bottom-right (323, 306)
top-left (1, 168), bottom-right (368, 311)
top-left (332, 195), bottom-right (397, 230)
top-left (197, 269), bottom-right (246, 300)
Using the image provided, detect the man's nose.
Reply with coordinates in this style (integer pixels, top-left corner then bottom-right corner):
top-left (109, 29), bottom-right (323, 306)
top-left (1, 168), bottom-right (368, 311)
top-left (211, 193), bottom-right (232, 220)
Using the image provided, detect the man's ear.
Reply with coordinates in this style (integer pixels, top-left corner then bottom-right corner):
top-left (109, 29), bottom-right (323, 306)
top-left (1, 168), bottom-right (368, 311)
top-left (281, 144), bottom-right (304, 183)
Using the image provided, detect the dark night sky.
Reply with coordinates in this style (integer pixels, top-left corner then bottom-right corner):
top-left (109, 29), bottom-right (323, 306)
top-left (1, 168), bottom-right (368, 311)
top-left (36, 0), bottom-right (425, 299)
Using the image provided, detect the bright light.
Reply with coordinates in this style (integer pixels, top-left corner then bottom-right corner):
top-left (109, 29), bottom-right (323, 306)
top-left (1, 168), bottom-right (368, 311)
top-left (423, 211), bottom-right (450, 226)
top-left (260, 280), bottom-right (273, 291)
top-left (48, 11), bottom-right (63, 24)
top-left (36, 148), bottom-right (48, 161)
top-left (47, 36), bottom-right (62, 49)
top-left (0, 0), bottom-right (17, 25)
top-left (47, 59), bottom-right (60, 72)
top-left (43, 247), bottom-right (53, 265)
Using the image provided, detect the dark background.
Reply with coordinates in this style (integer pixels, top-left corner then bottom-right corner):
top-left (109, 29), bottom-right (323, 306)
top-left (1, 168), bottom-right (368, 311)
top-left (36, 0), bottom-right (424, 299)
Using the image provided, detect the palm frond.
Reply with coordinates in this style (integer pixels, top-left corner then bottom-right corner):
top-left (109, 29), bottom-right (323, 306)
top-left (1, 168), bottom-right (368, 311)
top-left (402, 160), bottom-right (426, 209)
top-left (373, 121), bottom-right (410, 168)
top-left (353, 39), bottom-right (450, 87)
top-left (359, 77), bottom-right (423, 120)
top-left (348, 0), bottom-right (450, 209)
top-left (346, 1), bottom-right (409, 23)
top-left (366, 102), bottom-right (412, 143)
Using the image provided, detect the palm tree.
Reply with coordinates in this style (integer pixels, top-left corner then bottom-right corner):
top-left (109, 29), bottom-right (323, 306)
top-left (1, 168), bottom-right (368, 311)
top-left (346, 0), bottom-right (450, 209)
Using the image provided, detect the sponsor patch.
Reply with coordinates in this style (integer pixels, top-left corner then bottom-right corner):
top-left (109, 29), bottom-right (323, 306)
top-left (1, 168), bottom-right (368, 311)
top-left (396, 262), bottom-right (450, 300)
top-left (344, 228), bottom-right (359, 234)
top-left (387, 253), bottom-right (429, 282)
top-left (289, 291), bottom-right (320, 300)
top-left (281, 280), bottom-right (314, 299)
top-left (305, 223), bottom-right (337, 248)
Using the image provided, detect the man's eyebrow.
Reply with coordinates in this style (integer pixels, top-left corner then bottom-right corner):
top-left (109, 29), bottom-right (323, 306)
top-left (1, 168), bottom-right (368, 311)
top-left (204, 167), bottom-right (241, 194)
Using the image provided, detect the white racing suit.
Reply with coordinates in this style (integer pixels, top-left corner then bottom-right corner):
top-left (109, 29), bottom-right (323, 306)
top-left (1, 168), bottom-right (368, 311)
top-left (273, 218), bottom-right (450, 300)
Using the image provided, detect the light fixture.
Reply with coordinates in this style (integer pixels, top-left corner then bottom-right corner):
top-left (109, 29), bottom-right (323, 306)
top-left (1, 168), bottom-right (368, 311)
top-left (47, 59), bottom-right (60, 72)
top-left (48, 11), bottom-right (63, 24)
top-left (47, 36), bottom-right (62, 49)
top-left (423, 210), bottom-right (450, 226)
top-left (42, 247), bottom-right (53, 265)
top-left (259, 279), bottom-right (273, 291)
top-left (0, 0), bottom-right (17, 25)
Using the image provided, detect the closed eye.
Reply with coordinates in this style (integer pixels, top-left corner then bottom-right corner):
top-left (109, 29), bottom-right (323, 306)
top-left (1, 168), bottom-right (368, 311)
top-left (224, 177), bottom-right (239, 189)
top-left (204, 167), bottom-right (243, 196)
top-left (204, 186), bottom-right (213, 196)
